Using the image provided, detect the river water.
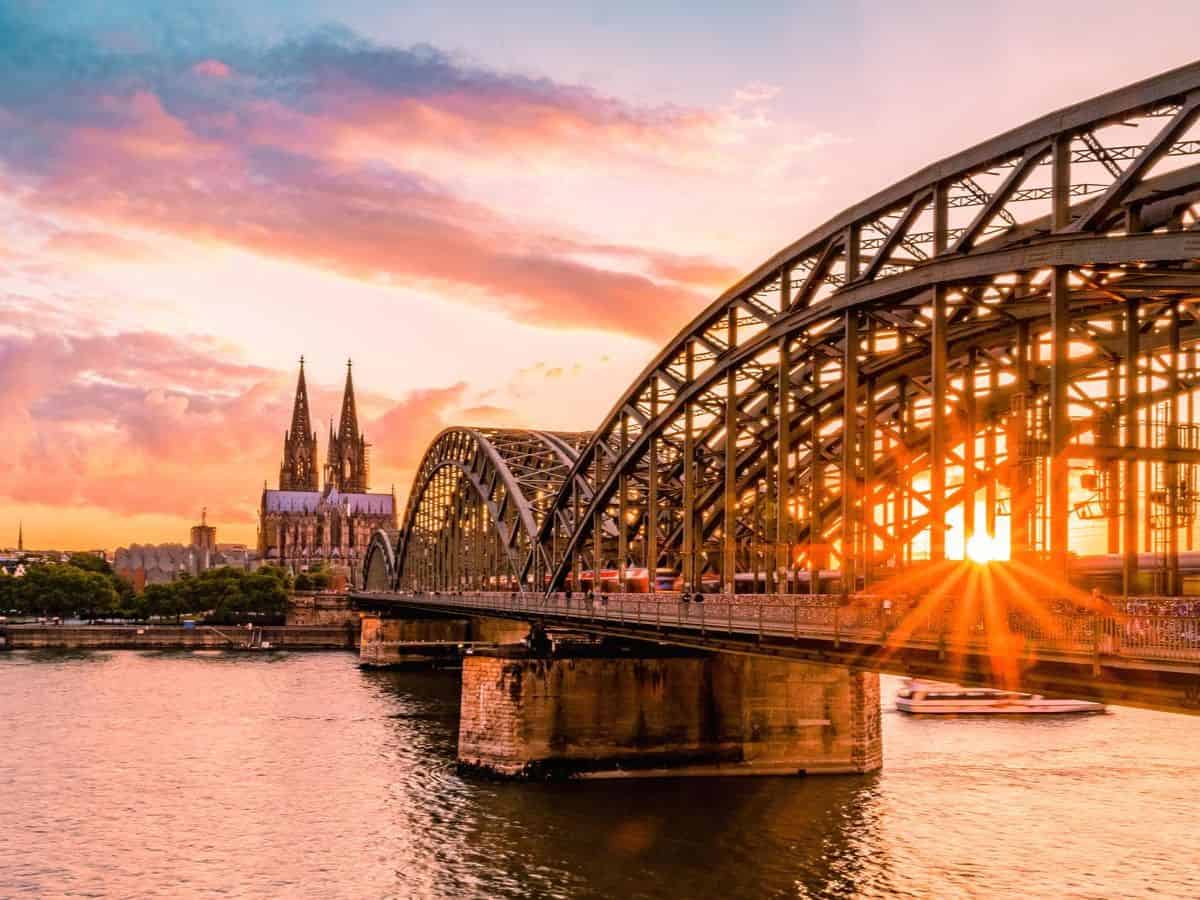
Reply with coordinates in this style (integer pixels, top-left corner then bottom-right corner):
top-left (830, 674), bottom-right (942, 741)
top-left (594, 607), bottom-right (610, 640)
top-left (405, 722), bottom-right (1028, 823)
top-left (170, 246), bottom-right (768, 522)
top-left (1, 650), bottom-right (1198, 899)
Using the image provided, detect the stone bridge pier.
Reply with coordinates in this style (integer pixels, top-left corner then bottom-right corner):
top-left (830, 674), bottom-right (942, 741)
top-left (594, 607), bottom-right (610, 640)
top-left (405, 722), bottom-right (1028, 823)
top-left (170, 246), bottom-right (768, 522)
top-left (458, 642), bottom-right (881, 779)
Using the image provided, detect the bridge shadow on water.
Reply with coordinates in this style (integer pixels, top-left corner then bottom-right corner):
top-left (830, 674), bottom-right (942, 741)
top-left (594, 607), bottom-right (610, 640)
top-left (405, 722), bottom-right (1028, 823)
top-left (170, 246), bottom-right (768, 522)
top-left (358, 665), bottom-right (891, 899)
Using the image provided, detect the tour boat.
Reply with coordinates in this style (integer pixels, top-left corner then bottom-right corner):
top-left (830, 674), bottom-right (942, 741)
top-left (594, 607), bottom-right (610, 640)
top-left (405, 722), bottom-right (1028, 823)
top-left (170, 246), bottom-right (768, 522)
top-left (895, 680), bottom-right (1106, 715)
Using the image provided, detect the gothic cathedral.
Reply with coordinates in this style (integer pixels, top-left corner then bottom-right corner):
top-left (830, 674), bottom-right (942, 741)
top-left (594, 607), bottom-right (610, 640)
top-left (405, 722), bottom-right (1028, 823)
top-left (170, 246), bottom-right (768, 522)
top-left (259, 359), bottom-right (398, 578)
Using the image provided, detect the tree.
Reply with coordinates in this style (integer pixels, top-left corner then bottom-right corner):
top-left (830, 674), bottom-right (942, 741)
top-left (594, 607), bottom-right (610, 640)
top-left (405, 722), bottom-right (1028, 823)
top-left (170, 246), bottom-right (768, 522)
top-left (78, 571), bottom-right (120, 622)
top-left (112, 573), bottom-right (136, 610)
top-left (68, 553), bottom-right (113, 576)
top-left (0, 574), bottom-right (21, 614)
top-left (241, 572), bottom-right (288, 619)
top-left (12, 564), bottom-right (118, 619)
top-left (141, 583), bottom-right (179, 621)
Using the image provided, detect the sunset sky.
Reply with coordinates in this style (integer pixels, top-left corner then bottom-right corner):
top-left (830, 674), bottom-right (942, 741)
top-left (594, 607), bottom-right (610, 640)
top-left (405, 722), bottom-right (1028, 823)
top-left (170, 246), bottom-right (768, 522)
top-left (2, 0), bottom-right (1197, 551)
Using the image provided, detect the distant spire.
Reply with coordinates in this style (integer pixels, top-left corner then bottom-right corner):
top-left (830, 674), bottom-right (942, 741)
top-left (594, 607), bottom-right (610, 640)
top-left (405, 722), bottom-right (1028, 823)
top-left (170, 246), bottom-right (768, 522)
top-left (201, 507), bottom-right (207, 527)
top-left (289, 357), bottom-right (313, 439)
top-left (279, 356), bottom-right (319, 491)
top-left (338, 359), bottom-right (359, 443)
top-left (328, 357), bottom-right (368, 492)
top-left (18, 520), bottom-right (23, 552)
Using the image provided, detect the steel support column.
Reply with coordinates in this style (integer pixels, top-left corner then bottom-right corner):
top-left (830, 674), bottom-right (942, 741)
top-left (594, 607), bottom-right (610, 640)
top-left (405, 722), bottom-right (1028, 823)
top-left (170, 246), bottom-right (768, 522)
top-left (647, 380), bottom-right (659, 580)
top-left (1049, 267), bottom-right (1072, 581)
top-left (810, 407), bottom-right (823, 594)
top-left (964, 348), bottom-right (977, 549)
top-left (1168, 304), bottom-right (1182, 595)
top-left (776, 334), bottom-right (792, 593)
top-left (1011, 321), bottom-right (1033, 559)
top-left (930, 285), bottom-right (948, 561)
top-left (683, 343), bottom-right (697, 593)
top-left (724, 309), bottom-right (739, 594)
top-left (842, 310), bottom-right (859, 594)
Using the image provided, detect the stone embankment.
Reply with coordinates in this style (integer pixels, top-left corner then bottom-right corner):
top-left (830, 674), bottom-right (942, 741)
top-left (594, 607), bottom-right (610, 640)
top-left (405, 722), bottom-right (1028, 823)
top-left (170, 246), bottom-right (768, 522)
top-left (1, 624), bottom-right (357, 651)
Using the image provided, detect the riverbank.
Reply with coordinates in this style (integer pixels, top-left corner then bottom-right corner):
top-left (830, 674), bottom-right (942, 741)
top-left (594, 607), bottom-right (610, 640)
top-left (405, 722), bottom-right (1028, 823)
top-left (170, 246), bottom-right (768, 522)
top-left (0, 624), bottom-right (357, 650)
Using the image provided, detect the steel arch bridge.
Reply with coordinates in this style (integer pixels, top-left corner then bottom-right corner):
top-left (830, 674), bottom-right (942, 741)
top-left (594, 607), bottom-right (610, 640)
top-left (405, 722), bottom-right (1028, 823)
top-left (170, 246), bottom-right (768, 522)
top-left (382, 62), bottom-right (1200, 599)
top-left (378, 428), bottom-right (593, 591)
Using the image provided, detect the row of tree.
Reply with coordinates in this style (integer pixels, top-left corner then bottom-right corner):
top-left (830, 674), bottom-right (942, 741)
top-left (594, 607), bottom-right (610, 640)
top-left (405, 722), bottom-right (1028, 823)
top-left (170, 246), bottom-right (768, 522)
top-left (0, 556), bottom-right (296, 624)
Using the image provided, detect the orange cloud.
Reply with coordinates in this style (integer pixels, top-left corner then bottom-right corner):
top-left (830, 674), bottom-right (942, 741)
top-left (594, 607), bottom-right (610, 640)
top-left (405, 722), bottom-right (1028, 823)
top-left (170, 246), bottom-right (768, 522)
top-left (43, 230), bottom-right (153, 262)
top-left (0, 319), bottom-right (497, 546)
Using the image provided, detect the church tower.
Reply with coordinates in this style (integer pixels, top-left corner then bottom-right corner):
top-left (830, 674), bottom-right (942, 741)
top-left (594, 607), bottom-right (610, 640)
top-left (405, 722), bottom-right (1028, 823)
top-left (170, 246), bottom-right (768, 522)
top-left (279, 357), bottom-right (319, 491)
top-left (326, 359), bottom-right (369, 492)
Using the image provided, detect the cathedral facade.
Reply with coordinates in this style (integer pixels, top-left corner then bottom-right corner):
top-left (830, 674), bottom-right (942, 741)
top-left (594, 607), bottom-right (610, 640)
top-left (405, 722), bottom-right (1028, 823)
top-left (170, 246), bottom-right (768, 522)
top-left (259, 359), bottom-right (397, 576)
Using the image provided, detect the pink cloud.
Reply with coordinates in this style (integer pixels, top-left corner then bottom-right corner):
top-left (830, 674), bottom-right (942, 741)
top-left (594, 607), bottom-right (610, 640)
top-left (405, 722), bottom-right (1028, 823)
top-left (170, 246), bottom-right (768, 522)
top-left (368, 383), bottom-right (469, 473)
top-left (22, 89), bottom-right (717, 340)
top-left (316, 86), bottom-right (722, 168)
top-left (192, 59), bottom-right (232, 79)
top-left (43, 230), bottom-right (153, 262)
top-left (0, 319), bottom-right (483, 534)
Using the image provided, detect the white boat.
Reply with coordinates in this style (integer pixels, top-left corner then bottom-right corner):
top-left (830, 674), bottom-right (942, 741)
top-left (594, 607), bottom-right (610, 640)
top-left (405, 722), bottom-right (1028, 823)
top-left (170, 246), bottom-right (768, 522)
top-left (895, 680), bottom-right (1106, 715)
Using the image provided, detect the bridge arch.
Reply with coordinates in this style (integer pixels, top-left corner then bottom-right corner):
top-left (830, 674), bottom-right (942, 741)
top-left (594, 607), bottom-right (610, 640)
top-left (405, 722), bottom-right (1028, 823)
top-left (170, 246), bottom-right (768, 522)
top-left (362, 529), bottom-right (397, 590)
top-left (393, 428), bottom-right (589, 591)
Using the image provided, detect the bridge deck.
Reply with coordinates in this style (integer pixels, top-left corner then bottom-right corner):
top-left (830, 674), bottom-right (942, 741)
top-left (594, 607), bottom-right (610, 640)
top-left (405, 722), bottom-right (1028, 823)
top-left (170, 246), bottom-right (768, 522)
top-left (353, 590), bottom-right (1200, 715)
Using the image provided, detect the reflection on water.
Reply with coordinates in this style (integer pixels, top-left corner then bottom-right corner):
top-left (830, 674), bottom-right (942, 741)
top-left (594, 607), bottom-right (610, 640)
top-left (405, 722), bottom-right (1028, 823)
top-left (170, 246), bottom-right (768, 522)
top-left (2, 650), bottom-right (1198, 898)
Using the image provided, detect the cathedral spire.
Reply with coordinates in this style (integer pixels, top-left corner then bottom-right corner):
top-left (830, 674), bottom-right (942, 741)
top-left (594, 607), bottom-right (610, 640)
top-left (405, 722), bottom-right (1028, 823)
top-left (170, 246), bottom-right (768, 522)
top-left (289, 356), bottom-right (314, 441)
top-left (338, 359), bottom-right (359, 445)
top-left (279, 356), bottom-right (319, 491)
top-left (327, 358), bottom-right (369, 492)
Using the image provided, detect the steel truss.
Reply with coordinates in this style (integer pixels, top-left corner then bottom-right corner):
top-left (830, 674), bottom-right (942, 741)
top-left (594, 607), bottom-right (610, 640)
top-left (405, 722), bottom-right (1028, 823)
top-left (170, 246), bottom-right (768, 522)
top-left (390, 428), bottom-right (590, 590)
top-left (389, 62), bottom-right (1200, 599)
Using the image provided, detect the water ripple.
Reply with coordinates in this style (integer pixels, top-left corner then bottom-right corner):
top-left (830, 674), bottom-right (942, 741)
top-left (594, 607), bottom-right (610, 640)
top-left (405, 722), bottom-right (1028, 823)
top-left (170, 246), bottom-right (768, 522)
top-left (2, 652), bottom-right (1199, 898)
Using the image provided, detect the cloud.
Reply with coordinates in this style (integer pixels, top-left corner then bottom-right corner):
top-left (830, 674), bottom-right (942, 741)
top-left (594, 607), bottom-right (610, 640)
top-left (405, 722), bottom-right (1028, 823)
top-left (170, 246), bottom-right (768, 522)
top-left (0, 15), bottom-right (747, 341)
top-left (191, 58), bottom-right (230, 78)
top-left (733, 82), bottom-right (782, 105)
top-left (43, 230), bottom-right (154, 262)
top-left (368, 382), bottom-right (468, 475)
top-left (456, 404), bottom-right (526, 428)
top-left (0, 326), bottom-right (277, 524)
top-left (0, 310), bottom-right (495, 532)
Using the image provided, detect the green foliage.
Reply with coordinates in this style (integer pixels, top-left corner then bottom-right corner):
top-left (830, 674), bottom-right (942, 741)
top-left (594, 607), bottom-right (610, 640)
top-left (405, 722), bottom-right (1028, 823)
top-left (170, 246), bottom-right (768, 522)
top-left (3, 562), bottom-right (119, 619)
top-left (0, 573), bottom-right (24, 613)
top-left (195, 566), bottom-right (288, 625)
top-left (67, 553), bottom-right (113, 576)
top-left (4, 561), bottom-right (290, 624)
top-left (257, 565), bottom-right (291, 586)
top-left (293, 565), bottom-right (332, 592)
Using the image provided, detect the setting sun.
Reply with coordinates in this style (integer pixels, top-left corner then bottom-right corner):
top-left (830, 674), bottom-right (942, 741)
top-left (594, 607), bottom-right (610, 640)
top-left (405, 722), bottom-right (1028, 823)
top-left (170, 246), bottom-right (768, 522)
top-left (965, 532), bottom-right (1005, 564)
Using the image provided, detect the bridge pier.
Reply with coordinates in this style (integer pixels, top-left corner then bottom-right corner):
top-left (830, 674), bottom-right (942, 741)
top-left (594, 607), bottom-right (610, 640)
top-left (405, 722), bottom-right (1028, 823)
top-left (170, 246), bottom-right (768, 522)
top-left (458, 644), bottom-right (881, 779)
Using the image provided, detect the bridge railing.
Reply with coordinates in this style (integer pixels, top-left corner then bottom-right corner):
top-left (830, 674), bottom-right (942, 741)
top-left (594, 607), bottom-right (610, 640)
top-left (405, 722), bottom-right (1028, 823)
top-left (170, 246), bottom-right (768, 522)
top-left (369, 590), bottom-right (1200, 662)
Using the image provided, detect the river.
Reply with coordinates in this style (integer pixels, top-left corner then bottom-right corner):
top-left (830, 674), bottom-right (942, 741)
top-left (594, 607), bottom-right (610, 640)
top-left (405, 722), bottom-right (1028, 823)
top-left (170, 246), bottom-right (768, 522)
top-left (1, 650), bottom-right (1197, 898)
